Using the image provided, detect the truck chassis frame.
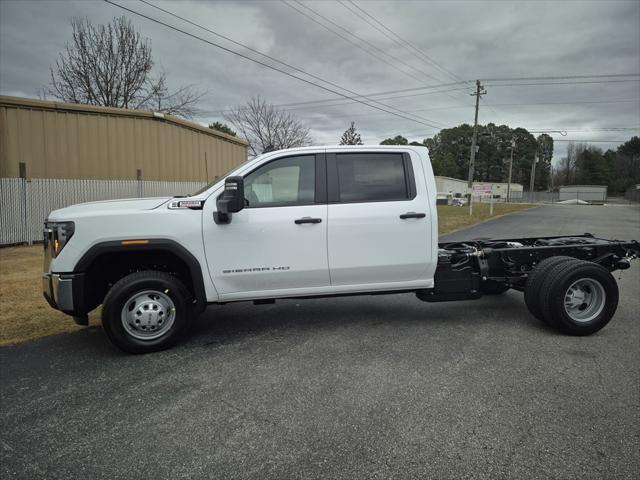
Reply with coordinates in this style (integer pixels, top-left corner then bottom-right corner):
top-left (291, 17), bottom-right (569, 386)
top-left (425, 233), bottom-right (639, 302)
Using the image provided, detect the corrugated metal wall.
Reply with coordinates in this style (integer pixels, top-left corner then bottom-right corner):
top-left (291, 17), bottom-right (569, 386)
top-left (0, 178), bottom-right (207, 245)
top-left (0, 96), bottom-right (248, 181)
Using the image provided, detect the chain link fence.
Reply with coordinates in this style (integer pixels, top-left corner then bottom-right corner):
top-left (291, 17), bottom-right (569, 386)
top-left (0, 178), bottom-right (206, 246)
top-left (514, 191), bottom-right (559, 203)
top-left (468, 190), bottom-right (613, 204)
top-left (463, 191), bottom-right (559, 203)
top-left (625, 184), bottom-right (640, 203)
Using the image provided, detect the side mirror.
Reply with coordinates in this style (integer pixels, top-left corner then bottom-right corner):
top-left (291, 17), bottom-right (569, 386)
top-left (214, 176), bottom-right (244, 224)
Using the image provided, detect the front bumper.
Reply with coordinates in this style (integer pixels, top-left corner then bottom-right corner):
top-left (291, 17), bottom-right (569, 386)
top-left (43, 272), bottom-right (87, 324)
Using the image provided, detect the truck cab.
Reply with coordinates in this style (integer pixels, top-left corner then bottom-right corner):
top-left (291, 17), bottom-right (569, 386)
top-left (204, 146), bottom-right (438, 300)
top-left (43, 146), bottom-right (440, 352)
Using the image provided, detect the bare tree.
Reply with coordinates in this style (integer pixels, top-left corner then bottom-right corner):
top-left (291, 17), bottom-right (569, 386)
top-left (224, 96), bottom-right (312, 156)
top-left (559, 142), bottom-right (587, 185)
top-left (48, 16), bottom-right (203, 118)
top-left (135, 69), bottom-right (204, 118)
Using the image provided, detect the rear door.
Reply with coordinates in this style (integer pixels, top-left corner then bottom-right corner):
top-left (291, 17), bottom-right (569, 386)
top-left (326, 151), bottom-right (433, 286)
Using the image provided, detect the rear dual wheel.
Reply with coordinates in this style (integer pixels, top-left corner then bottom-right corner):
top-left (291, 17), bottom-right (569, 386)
top-left (524, 256), bottom-right (578, 322)
top-left (525, 258), bottom-right (619, 335)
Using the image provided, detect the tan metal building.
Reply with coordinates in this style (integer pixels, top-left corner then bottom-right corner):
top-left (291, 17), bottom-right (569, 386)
top-left (0, 95), bottom-right (248, 181)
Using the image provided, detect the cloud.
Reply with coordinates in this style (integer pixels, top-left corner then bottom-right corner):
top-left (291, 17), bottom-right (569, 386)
top-left (1, 0), bottom-right (638, 161)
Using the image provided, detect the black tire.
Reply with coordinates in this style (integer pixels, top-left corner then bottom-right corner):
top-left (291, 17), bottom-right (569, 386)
top-left (539, 260), bottom-right (619, 336)
top-left (102, 271), bottom-right (193, 353)
top-left (524, 256), bottom-right (580, 323)
top-left (480, 280), bottom-right (510, 295)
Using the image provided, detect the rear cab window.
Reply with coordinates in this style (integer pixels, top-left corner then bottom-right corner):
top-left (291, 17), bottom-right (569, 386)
top-left (328, 152), bottom-right (416, 203)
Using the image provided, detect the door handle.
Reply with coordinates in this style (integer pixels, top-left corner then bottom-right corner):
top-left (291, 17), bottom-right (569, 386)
top-left (295, 217), bottom-right (322, 224)
top-left (400, 212), bottom-right (426, 219)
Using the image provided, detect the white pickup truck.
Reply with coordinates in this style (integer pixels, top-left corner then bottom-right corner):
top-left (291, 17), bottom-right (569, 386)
top-left (43, 146), bottom-right (639, 353)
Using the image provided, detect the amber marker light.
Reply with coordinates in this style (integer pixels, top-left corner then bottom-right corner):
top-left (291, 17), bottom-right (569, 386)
top-left (121, 239), bottom-right (150, 246)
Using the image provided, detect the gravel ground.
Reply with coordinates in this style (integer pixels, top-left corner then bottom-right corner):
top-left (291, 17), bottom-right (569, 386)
top-left (1, 203), bottom-right (639, 479)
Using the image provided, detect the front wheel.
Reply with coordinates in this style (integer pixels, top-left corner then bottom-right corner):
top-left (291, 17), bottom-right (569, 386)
top-left (102, 271), bottom-right (193, 353)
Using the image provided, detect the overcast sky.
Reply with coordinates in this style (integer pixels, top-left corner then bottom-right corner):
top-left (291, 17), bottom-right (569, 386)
top-left (1, 0), bottom-right (639, 161)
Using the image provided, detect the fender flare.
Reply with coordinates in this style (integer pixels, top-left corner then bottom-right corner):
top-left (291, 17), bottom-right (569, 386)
top-left (74, 239), bottom-right (208, 312)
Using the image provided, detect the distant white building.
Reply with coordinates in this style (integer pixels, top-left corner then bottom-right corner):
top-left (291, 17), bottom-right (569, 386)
top-left (435, 176), bottom-right (468, 197)
top-left (488, 182), bottom-right (524, 199)
top-left (435, 176), bottom-right (523, 200)
top-left (559, 185), bottom-right (607, 204)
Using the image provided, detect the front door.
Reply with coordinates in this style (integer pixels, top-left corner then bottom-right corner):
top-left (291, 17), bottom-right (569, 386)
top-left (204, 153), bottom-right (329, 299)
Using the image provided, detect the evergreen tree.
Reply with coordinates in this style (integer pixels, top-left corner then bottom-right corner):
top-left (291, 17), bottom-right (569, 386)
top-left (209, 121), bottom-right (237, 137)
top-left (380, 135), bottom-right (408, 145)
top-left (534, 134), bottom-right (553, 190)
top-left (613, 136), bottom-right (640, 192)
top-left (374, 125), bottom-right (637, 194)
top-left (339, 122), bottom-right (363, 145)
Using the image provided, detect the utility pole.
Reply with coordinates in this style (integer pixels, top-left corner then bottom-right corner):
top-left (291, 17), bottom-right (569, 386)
top-left (529, 153), bottom-right (538, 199)
top-left (467, 80), bottom-right (486, 216)
top-left (506, 138), bottom-right (515, 202)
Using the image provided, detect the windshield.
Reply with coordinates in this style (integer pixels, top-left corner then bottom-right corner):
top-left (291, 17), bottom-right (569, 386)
top-left (190, 159), bottom-right (252, 196)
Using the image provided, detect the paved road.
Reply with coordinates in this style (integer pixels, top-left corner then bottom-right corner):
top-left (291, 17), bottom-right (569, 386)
top-left (2, 204), bottom-right (639, 479)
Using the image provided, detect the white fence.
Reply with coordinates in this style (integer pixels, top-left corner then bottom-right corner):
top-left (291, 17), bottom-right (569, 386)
top-left (0, 178), bottom-right (206, 246)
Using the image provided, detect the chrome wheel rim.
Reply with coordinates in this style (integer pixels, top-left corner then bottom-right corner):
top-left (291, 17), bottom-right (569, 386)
top-left (121, 290), bottom-right (176, 340)
top-left (563, 278), bottom-right (605, 323)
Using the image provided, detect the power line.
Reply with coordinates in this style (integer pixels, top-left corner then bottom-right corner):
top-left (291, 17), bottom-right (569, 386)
top-left (552, 139), bottom-right (630, 142)
top-left (479, 96), bottom-right (501, 120)
top-left (481, 73), bottom-right (639, 82)
top-left (133, 0), bottom-right (638, 133)
top-left (484, 79), bottom-right (640, 87)
top-left (281, 87), bottom-right (472, 112)
top-left (343, 0), bottom-right (464, 83)
top-left (102, 0), bottom-right (446, 129)
top-left (138, 0), bottom-right (448, 127)
top-left (477, 74), bottom-right (639, 128)
top-left (468, 99), bottom-right (640, 107)
top-left (372, 130), bottom-right (440, 140)
top-left (276, 80), bottom-right (640, 112)
top-left (337, 0), bottom-right (451, 84)
top-left (335, 0), bottom-right (471, 108)
top-left (372, 127), bottom-right (638, 142)
top-left (529, 127), bottom-right (639, 132)
top-left (282, 0), bottom-right (444, 85)
top-left (288, 100), bottom-right (640, 120)
top-left (205, 81), bottom-right (472, 115)
top-left (280, 0), bottom-right (431, 85)
top-left (207, 78), bottom-right (638, 115)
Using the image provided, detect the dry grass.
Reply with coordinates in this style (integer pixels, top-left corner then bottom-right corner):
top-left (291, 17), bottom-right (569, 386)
top-left (438, 202), bottom-right (535, 235)
top-left (0, 246), bottom-right (100, 346)
top-left (0, 202), bottom-right (533, 345)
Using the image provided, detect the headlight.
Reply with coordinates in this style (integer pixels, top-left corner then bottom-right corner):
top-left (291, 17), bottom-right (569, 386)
top-left (45, 221), bottom-right (75, 257)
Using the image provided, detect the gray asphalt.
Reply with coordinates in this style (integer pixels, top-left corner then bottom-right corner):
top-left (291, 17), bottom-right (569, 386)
top-left (1, 204), bottom-right (639, 480)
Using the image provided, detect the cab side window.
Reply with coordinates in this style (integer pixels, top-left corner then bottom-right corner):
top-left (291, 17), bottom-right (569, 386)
top-left (335, 153), bottom-right (411, 203)
top-left (244, 155), bottom-right (315, 208)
